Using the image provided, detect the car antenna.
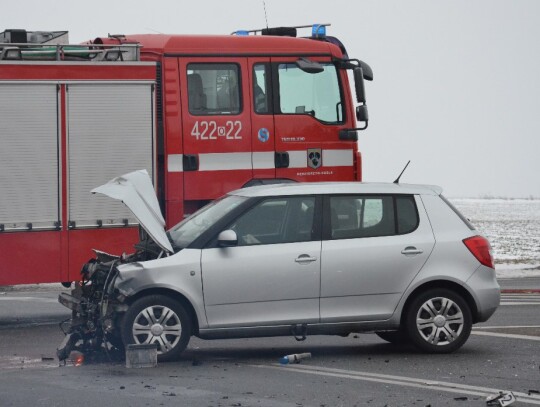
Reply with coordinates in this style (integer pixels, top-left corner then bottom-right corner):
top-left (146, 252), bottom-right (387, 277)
top-left (393, 160), bottom-right (411, 184)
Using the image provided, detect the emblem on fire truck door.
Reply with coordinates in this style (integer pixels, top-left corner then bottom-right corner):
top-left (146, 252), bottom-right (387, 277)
top-left (307, 148), bottom-right (322, 169)
top-left (258, 128), bottom-right (270, 142)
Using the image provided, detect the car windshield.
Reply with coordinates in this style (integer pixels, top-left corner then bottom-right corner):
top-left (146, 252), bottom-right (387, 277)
top-left (167, 195), bottom-right (247, 249)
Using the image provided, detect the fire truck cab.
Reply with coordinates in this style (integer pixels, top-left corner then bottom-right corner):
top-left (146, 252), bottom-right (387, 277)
top-left (0, 25), bottom-right (372, 285)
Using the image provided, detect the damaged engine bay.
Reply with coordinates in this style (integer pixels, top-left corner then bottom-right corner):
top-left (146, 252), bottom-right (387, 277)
top-left (57, 238), bottom-right (164, 362)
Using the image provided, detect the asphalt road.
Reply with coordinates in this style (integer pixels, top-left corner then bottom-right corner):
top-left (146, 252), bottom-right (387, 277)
top-left (0, 287), bottom-right (539, 406)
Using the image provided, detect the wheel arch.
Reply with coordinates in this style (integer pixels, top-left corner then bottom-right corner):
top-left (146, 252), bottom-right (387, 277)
top-left (125, 287), bottom-right (200, 335)
top-left (400, 280), bottom-right (479, 324)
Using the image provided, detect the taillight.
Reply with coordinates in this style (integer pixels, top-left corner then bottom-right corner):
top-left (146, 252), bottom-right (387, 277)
top-left (463, 235), bottom-right (494, 269)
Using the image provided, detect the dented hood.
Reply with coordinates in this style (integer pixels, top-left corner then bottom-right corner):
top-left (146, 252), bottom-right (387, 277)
top-left (92, 170), bottom-right (174, 254)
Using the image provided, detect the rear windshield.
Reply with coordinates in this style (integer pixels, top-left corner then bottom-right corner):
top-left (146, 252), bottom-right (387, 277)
top-left (440, 195), bottom-right (475, 230)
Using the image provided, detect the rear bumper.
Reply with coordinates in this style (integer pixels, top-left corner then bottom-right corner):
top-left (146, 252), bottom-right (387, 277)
top-left (466, 265), bottom-right (501, 322)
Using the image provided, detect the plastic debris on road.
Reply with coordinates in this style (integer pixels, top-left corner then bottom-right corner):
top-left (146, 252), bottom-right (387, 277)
top-left (279, 352), bottom-right (312, 364)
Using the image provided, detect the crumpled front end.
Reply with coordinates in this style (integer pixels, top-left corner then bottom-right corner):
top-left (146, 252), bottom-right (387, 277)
top-left (56, 244), bottom-right (161, 362)
top-left (56, 251), bottom-right (126, 361)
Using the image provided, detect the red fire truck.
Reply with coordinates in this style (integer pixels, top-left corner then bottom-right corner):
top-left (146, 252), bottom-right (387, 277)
top-left (0, 25), bottom-right (372, 285)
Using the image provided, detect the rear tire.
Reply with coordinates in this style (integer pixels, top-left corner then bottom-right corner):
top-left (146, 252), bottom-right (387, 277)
top-left (405, 288), bottom-right (472, 353)
top-left (121, 295), bottom-right (192, 362)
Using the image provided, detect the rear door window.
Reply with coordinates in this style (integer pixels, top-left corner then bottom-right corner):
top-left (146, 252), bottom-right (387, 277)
top-left (327, 195), bottom-right (419, 239)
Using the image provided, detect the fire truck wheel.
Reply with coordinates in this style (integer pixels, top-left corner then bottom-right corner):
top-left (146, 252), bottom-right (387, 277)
top-left (121, 295), bottom-right (192, 361)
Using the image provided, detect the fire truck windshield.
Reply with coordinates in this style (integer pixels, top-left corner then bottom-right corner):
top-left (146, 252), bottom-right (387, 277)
top-left (278, 63), bottom-right (343, 123)
top-left (167, 195), bottom-right (247, 249)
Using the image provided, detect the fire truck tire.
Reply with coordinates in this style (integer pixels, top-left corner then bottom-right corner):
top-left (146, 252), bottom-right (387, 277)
top-left (121, 295), bottom-right (192, 361)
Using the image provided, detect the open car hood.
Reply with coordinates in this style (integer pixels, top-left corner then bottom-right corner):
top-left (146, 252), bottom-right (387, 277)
top-left (92, 170), bottom-right (173, 254)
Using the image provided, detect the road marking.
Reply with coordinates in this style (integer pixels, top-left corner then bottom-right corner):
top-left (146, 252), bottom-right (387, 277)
top-left (475, 325), bottom-right (540, 329)
top-left (0, 356), bottom-right (57, 371)
top-left (501, 302), bottom-right (540, 306)
top-left (500, 293), bottom-right (540, 306)
top-left (250, 364), bottom-right (540, 405)
top-left (501, 294), bottom-right (540, 298)
top-left (0, 297), bottom-right (58, 303)
top-left (471, 331), bottom-right (540, 341)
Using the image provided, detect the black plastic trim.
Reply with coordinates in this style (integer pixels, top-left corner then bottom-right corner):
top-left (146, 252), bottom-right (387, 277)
top-left (182, 154), bottom-right (198, 172)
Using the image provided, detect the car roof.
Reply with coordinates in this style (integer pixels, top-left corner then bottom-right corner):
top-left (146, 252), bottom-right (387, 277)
top-left (229, 182), bottom-right (443, 198)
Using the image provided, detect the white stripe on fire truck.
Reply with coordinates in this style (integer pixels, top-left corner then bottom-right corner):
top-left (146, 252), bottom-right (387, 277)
top-left (168, 154), bottom-right (184, 172)
top-left (199, 153), bottom-right (252, 171)
top-left (323, 149), bottom-right (354, 167)
top-left (167, 149), bottom-right (353, 172)
top-left (288, 151), bottom-right (309, 169)
top-left (252, 152), bottom-right (276, 169)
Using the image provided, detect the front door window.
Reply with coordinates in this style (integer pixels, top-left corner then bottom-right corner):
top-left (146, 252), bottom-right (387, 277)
top-left (277, 63), bottom-right (343, 123)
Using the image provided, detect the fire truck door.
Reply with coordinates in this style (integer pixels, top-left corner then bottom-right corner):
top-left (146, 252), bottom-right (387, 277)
top-left (248, 58), bottom-right (275, 180)
top-left (179, 58), bottom-right (252, 201)
top-left (272, 57), bottom-right (355, 183)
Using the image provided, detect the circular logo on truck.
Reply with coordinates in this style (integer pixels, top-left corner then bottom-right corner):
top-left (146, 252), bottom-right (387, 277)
top-left (258, 128), bottom-right (270, 142)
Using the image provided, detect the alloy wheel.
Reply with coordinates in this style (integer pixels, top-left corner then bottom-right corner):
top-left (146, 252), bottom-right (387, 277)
top-left (132, 305), bottom-right (182, 354)
top-left (415, 296), bottom-right (465, 346)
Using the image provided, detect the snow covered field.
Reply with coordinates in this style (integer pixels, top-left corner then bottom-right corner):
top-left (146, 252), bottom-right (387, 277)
top-left (451, 198), bottom-right (540, 278)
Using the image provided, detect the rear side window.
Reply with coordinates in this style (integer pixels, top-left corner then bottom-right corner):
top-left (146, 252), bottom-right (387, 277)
top-left (328, 195), bottom-right (419, 240)
top-left (187, 63), bottom-right (241, 115)
top-left (396, 196), bottom-right (419, 234)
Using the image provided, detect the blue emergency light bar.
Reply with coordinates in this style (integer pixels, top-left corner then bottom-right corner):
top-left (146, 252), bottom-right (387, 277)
top-left (232, 23), bottom-right (330, 37)
top-left (311, 24), bottom-right (326, 37)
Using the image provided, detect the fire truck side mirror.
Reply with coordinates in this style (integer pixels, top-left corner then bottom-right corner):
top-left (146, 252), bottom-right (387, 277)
top-left (295, 58), bottom-right (324, 74)
top-left (356, 105), bottom-right (369, 130)
top-left (353, 67), bottom-right (366, 104)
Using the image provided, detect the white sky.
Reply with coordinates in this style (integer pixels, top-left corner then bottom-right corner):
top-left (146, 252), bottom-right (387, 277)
top-left (4, 0), bottom-right (539, 197)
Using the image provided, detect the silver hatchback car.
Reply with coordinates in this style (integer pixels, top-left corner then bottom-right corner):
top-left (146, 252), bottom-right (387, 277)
top-left (58, 171), bottom-right (500, 361)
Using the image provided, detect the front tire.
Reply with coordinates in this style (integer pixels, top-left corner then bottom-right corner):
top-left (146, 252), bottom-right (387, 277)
top-left (121, 295), bottom-right (192, 361)
top-left (405, 288), bottom-right (472, 353)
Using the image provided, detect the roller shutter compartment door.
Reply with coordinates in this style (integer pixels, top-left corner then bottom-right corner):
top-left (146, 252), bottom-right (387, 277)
top-left (67, 83), bottom-right (154, 228)
top-left (0, 84), bottom-right (59, 230)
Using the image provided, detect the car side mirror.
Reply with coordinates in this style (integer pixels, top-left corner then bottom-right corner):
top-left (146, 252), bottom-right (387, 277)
top-left (217, 230), bottom-right (238, 247)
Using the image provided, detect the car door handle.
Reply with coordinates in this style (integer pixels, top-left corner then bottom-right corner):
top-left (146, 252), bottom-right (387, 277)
top-left (295, 254), bottom-right (318, 264)
top-left (401, 247), bottom-right (423, 255)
